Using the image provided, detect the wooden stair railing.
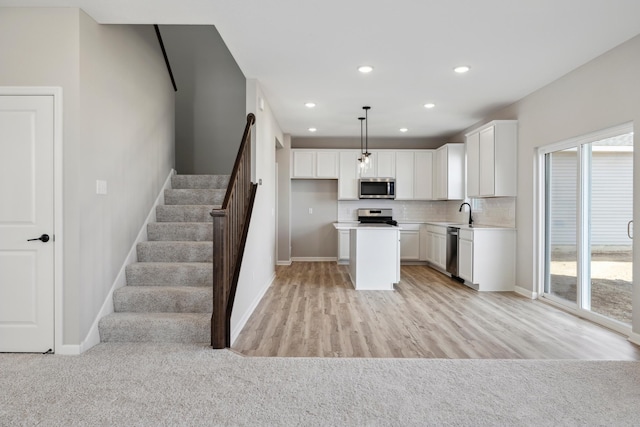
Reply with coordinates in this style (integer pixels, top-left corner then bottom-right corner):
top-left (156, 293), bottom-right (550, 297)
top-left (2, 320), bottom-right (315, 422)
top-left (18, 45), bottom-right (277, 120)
top-left (210, 113), bottom-right (257, 349)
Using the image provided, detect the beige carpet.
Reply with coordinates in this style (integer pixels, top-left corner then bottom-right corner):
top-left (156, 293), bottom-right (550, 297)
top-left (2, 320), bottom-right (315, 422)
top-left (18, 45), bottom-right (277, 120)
top-left (1, 343), bottom-right (639, 426)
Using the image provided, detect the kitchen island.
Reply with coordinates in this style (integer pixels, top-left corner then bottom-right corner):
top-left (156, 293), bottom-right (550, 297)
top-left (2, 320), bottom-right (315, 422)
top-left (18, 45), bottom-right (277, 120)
top-left (333, 223), bottom-right (400, 290)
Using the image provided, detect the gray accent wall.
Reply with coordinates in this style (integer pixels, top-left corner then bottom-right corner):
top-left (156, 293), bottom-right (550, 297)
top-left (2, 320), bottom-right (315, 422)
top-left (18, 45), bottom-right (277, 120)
top-left (159, 25), bottom-right (246, 174)
top-left (291, 180), bottom-right (338, 258)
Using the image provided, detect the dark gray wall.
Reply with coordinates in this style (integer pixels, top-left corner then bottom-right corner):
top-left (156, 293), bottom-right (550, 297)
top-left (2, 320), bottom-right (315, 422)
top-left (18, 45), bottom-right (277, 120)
top-left (160, 25), bottom-right (246, 174)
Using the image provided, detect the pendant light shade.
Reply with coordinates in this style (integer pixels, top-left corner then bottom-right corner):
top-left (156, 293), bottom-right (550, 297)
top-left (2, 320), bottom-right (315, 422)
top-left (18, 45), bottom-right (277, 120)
top-left (357, 106), bottom-right (372, 174)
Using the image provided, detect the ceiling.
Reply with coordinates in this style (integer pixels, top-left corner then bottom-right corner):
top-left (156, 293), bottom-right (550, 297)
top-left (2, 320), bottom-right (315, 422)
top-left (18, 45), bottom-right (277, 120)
top-left (4, 0), bottom-right (640, 139)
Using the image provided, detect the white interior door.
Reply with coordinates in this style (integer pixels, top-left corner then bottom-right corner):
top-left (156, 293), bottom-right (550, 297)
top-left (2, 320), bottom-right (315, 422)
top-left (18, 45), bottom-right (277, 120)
top-left (0, 95), bottom-right (55, 352)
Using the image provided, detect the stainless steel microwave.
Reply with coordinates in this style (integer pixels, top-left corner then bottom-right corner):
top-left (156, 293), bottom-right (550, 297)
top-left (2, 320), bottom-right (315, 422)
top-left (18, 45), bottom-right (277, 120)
top-left (359, 178), bottom-right (395, 199)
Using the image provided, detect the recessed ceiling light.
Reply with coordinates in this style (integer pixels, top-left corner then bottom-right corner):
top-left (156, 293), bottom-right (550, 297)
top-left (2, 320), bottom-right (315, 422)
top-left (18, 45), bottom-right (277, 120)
top-left (424, 103), bottom-right (436, 109)
top-left (305, 102), bottom-right (316, 108)
top-left (358, 65), bottom-right (374, 74)
top-left (308, 127), bottom-right (317, 133)
top-left (454, 65), bottom-right (471, 74)
top-left (399, 128), bottom-right (408, 133)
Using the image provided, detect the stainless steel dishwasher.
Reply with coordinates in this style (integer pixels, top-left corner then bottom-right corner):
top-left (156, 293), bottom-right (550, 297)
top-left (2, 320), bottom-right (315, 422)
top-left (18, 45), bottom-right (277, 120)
top-left (446, 226), bottom-right (459, 277)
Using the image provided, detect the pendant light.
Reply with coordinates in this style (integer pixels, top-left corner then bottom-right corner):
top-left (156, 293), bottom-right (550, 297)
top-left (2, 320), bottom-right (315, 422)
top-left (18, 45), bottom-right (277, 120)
top-left (363, 106), bottom-right (371, 166)
top-left (358, 116), bottom-right (366, 170)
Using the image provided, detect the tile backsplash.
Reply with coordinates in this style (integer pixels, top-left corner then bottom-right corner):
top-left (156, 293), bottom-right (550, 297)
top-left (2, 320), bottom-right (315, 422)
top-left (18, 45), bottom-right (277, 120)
top-left (338, 197), bottom-right (516, 228)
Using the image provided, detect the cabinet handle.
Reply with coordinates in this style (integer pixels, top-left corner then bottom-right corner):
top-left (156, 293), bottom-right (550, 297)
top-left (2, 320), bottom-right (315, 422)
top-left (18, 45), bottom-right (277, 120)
top-left (628, 220), bottom-right (633, 239)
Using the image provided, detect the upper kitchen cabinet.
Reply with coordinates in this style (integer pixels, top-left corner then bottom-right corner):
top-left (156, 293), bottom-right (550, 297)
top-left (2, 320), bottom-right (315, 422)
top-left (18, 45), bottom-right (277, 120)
top-left (358, 150), bottom-right (396, 178)
top-left (338, 150), bottom-right (360, 200)
top-left (395, 150), bottom-right (433, 200)
top-left (291, 149), bottom-right (339, 179)
top-left (433, 143), bottom-right (465, 200)
top-left (465, 120), bottom-right (517, 197)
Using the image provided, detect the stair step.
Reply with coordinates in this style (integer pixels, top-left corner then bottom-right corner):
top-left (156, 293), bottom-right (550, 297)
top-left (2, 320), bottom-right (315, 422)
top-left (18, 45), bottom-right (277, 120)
top-left (126, 262), bottom-right (212, 286)
top-left (156, 205), bottom-right (217, 222)
top-left (171, 174), bottom-right (230, 190)
top-left (164, 189), bottom-right (226, 205)
top-left (113, 286), bottom-right (213, 313)
top-left (98, 312), bottom-right (210, 343)
top-left (137, 241), bottom-right (212, 262)
top-left (147, 222), bottom-right (213, 241)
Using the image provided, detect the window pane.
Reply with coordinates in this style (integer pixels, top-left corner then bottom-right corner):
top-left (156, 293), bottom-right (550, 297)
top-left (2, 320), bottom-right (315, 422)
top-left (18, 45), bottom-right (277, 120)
top-left (545, 149), bottom-right (578, 303)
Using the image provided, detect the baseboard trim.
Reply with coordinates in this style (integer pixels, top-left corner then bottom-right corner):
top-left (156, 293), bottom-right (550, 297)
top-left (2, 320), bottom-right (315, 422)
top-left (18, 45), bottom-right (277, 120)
top-left (276, 260), bottom-right (292, 266)
top-left (55, 344), bottom-right (81, 355)
top-left (230, 272), bottom-right (275, 346)
top-left (629, 332), bottom-right (640, 346)
top-left (290, 257), bottom-right (337, 262)
top-left (514, 286), bottom-right (538, 299)
top-left (78, 169), bottom-right (175, 353)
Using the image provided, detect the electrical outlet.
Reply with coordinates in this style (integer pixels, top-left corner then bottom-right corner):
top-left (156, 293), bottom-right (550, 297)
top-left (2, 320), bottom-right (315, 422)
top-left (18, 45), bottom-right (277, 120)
top-left (308, 208), bottom-right (313, 214)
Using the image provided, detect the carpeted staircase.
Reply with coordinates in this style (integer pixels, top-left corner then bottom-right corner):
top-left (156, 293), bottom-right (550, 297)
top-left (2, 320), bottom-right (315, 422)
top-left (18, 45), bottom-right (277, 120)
top-left (98, 174), bottom-right (229, 343)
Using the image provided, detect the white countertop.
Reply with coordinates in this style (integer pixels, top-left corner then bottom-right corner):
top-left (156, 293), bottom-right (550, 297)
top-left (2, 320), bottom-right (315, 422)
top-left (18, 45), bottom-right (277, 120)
top-left (424, 221), bottom-right (516, 231)
top-left (333, 222), bottom-right (399, 230)
top-left (334, 221), bottom-right (515, 231)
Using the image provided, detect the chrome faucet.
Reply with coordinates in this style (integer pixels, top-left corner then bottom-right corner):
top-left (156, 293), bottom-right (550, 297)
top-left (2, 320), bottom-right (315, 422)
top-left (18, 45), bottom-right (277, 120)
top-left (459, 202), bottom-right (473, 226)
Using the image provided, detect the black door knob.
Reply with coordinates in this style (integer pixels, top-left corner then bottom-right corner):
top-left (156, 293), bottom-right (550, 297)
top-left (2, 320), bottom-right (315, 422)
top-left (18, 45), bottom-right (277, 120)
top-left (27, 234), bottom-right (50, 243)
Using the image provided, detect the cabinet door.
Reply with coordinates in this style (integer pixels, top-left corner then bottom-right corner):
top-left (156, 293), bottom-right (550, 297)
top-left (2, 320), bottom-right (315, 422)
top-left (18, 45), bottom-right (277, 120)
top-left (479, 126), bottom-right (495, 196)
top-left (338, 230), bottom-right (350, 260)
top-left (339, 151), bottom-right (359, 200)
top-left (376, 151), bottom-right (395, 178)
top-left (292, 150), bottom-right (316, 178)
top-left (400, 230), bottom-right (420, 260)
top-left (434, 233), bottom-right (447, 270)
top-left (434, 146), bottom-right (447, 199)
top-left (414, 151), bottom-right (433, 200)
top-left (458, 238), bottom-right (473, 282)
top-left (316, 151), bottom-right (338, 178)
top-left (466, 132), bottom-right (480, 197)
top-left (419, 225), bottom-right (428, 261)
top-left (395, 151), bottom-right (415, 200)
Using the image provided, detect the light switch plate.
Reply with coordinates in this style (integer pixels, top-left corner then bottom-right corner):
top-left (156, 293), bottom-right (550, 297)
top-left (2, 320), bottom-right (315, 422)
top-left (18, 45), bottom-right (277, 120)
top-left (96, 180), bottom-right (107, 195)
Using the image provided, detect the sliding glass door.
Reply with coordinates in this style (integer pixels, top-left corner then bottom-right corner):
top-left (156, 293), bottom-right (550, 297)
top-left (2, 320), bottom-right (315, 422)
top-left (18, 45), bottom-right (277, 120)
top-left (541, 125), bottom-right (633, 330)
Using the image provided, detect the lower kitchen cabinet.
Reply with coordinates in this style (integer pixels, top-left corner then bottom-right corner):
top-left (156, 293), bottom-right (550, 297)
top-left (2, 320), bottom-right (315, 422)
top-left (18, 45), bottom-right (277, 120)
top-left (458, 228), bottom-right (515, 291)
top-left (424, 224), bottom-right (447, 271)
top-left (399, 224), bottom-right (420, 260)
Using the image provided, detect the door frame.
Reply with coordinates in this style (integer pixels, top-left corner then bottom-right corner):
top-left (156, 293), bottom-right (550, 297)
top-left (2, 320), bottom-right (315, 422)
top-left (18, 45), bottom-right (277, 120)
top-left (535, 122), bottom-right (634, 337)
top-left (1, 87), bottom-right (66, 353)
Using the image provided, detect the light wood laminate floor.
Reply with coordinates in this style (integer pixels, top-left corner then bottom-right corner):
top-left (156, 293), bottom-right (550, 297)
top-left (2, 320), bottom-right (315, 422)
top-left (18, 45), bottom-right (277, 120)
top-left (233, 262), bottom-right (640, 359)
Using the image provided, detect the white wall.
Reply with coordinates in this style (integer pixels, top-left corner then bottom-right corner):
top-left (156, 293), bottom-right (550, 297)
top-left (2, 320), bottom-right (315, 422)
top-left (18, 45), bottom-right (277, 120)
top-left (230, 79), bottom-right (283, 342)
top-left (0, 9), bottom-right (175, 346)
top-left (453, 33), bottom-right (640, 336)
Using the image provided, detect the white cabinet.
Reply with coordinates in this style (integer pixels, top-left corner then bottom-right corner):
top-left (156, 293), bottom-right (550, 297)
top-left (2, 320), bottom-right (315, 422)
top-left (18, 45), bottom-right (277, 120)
top-left (458, 234), bottom-right (473, 282)
top-left (457, 227), bottom-right (516, 291)
top-left (465, 120), bottom-right (517, 197)
top-left (433, 144), bottom-right (465, 200)
top-left (399, 224), bottom-right (420, 261)
top-left (395, 150), bottom-right (434, 200)
top-left (291, 150), bottom-right (339, 179)
top-left (338, 229), bottom-right (350, 262)
top-left (414, 151), bottom-right (434, 200)
top-left (338, 151), bottom-right (359, 200)
top-left (291, 150), bottom-right (316, 178)
top-left (375, 151), bottom-right (396, 178)
top-left (424, 224), bottom-right (447, 271)
top-left (316, 151), bottom-right (339, 178)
